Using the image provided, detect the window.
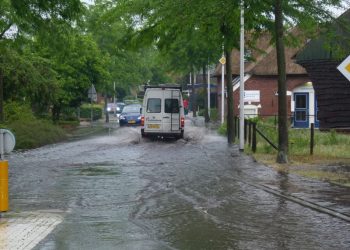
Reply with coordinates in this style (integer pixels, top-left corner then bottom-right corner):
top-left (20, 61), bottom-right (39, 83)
top-left (147, 98), bottom-right (161, 113)
top-left (296, 95), bottom-right (307, 109)
top-left (296, 111), bottom-right (307, 121)
top-left (165, 99), bottom-right (179, 113)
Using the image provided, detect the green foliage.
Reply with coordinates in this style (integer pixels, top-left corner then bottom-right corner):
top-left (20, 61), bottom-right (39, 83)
top-left (218, 122), bottom-right (227, 136)
top-left (210, 108), bottom-right (219, 121)
top-left (250, 118), bottom-right (350, 159)
top-left (80, 104), bottom-right (102, 121)
top-left (3, 102), bottom-right (35, 122)
top-left (2, 118), bottom-right (66, 149)
top-left (324, 129), bottom-right (338, 145)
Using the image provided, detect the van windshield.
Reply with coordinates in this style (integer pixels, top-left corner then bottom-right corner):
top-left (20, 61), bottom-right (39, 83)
top-left (147, 98), bottom-right (161, 113)
top-left (165, 99), bottom-right (179, 113)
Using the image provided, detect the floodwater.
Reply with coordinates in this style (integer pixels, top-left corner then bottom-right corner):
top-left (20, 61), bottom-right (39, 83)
top-left (6, 119), bottom-right (350, 249)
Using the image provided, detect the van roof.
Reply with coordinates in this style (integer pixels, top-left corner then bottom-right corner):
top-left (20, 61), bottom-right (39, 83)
top-left (144, 85), bottom-right (182, 91)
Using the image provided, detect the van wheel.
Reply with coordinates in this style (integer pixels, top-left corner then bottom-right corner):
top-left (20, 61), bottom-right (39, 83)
top-left (178, 130), bottom-right (184, 139)
top-left (141, 129), bottom-right (146, 138)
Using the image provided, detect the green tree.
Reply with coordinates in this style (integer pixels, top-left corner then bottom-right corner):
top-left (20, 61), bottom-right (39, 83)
top-left (0, 0), bottom-right (84, 121)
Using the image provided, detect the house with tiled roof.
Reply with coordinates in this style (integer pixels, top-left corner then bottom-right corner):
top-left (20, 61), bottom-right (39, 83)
top-left (215, 31), bottom-right (318, 128)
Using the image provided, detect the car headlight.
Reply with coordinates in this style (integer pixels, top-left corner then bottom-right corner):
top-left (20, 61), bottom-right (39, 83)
top-left (137, 116), bottom-right (141, 120)
top-left (119, 115), bottom-right (125, 120)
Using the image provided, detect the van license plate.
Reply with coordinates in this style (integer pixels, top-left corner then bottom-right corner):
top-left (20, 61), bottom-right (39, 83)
top-left (148, 124), bottom-right (160, 129)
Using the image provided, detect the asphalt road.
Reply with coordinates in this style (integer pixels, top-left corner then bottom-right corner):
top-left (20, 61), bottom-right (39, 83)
top-left (3, 118), bottom-right (350, 249)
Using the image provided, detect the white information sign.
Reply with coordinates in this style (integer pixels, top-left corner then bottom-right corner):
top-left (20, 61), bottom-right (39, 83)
top-left (0, 129), bottom-right (15, 159)
top-left (337, 55), bottom-right (350, 82)
top-left (244, 90), bottom-right (260, 102)
top-left (88, 84), bottom-right (97, 102)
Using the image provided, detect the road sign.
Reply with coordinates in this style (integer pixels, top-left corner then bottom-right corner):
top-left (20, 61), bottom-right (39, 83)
top-left (337, 55), bottom-right (350, 82)
top-left (0, 129), bottom-right (15, 159)
top-left (88, 84), bottom-right (97, 102)
top-left (219, 56), bottom-right (226, 65)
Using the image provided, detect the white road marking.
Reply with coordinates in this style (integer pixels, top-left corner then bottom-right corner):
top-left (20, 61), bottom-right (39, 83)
top-left (0, 211), bottom-right (63, 250)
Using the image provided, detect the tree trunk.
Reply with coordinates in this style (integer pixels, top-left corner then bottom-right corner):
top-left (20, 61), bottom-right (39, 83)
top-left (52, 104), bottom-right (61, 122)
top-left (104, 94), bottom-right (109, 123)
top-left (226, 49), bottom-right (235, 144)
top-left (202, 65), bottom-right (210, 123)
top-left (191, 68), bottom-right (197, 117)
top-left (0, 67), bottom-right (4, 122)
top-left (274, 0), bottom-right (289, 163)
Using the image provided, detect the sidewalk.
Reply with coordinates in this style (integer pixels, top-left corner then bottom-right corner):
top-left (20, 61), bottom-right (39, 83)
top-left (0, 211), bottom-right (63, 250)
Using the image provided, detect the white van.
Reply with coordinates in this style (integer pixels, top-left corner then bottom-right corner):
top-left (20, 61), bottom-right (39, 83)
top-left (141, 86), bottom-right (185, 139)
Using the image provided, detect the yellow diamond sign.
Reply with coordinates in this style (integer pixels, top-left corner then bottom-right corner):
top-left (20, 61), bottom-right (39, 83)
top-left (337, 55), bottom-right (350, 82)
top-left (346, 63), bottom-right (350, 73)
top-left (219, 56), bottom-right (226, 65)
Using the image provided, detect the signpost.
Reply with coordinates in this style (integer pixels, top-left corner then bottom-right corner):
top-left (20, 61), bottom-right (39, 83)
top-left (337, 55), bottom-right (350, 82)
top-left (220, 54), bottom-right (225, 124)
top-left (88, 84), bottom-right (97, 126)
top-left (0, 129), bottom-right (15, 213)
top-left (239, 0), bottom-right (245, 151)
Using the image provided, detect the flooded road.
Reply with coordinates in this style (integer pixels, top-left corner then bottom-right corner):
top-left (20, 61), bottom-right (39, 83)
top-left (6, 119), bottom-right (350, 249)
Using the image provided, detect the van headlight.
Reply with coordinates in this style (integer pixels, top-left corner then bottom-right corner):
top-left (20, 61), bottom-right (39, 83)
top-left (107, 107), bottom-right (111, 112)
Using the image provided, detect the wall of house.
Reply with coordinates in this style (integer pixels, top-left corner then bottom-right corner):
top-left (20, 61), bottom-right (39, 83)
top-left (216, 75), bottom-right (310, 120)
top-left (298, 60), bottom-right (350, 129)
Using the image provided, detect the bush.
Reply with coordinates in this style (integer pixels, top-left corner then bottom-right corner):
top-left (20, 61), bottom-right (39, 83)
top-left (210, 108), bottom-right (219, 121)
top-left (218, 122), bottom-right (227, 135)
top-left (80, 104), bottom-right (102, 120)
top-left (4, 102), bottom-right (35, 122)
top-left (3, 119), bottom-right (66, 149)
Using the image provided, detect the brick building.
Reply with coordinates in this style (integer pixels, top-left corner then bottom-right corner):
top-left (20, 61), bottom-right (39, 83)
top-left (215, 32), bottom-right (318, 128)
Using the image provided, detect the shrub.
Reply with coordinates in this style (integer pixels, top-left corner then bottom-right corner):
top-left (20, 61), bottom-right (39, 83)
top-left (4, 102), bottom-right (35, 122)
top-left (4, 119), bottom-right (66, 149)
top-left (218, 121), bottom-right (227, 135)
top-left (210, 108), bottom-right (219, 121)
top-left (80, 104), bottom-right (102, 120)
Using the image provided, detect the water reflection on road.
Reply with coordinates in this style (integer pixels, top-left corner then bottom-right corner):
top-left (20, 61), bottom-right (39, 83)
top-left (7, 122), bottom-right (350, 249)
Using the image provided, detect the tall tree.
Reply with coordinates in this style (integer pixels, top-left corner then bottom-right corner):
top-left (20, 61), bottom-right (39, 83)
top-left (274, 0), bottom-right (288, 163)
top-left (0, 0), bottom-right (84, 121)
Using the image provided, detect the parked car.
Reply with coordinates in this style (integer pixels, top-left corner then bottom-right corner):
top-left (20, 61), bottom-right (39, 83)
top-left (115, 102), bottom-right (126, 118)
top-left (119, 104), bottom-right (142, 126)
top-left (106, 103), bottom-right (116, 113)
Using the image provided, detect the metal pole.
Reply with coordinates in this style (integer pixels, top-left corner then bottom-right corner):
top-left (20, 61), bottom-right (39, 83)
top-left (310, 123), bottom-right (314, 155)
top-left (221, 51), bottom-right (225, 124)
top-left (207, 61), bottom-right (210, 118)
top-left (90, 96), bottom-right (93, 127)
top-left (90, 84), bottom-right (93, 127)
top-left (239, 0), bottom-right (245, 151)
top-left (0, 131), bottom-right (4, 160)
top-left (113, 81), bottom-right (116, 117)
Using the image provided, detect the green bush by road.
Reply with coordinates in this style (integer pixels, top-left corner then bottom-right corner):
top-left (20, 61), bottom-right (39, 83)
top-left (1, 102), bottom-right (67, 149)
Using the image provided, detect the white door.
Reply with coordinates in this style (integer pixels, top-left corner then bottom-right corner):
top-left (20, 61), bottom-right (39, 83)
top-left (162, 90), bottom-right (181, 132)
top-left (145, 95), bottom-right (163, 132)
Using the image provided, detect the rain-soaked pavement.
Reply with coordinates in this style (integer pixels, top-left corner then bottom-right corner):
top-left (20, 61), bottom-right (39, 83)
top-left (3, 118), bottom-right (350, 249)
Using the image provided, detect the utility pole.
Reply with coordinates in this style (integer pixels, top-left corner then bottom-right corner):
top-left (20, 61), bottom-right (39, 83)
top-left (207, 60), bottom-right (210, 118)
top-left (113, 82), bottom-right (116, 117)
top-left (239, 0), bottom-right (245, 151)
top-left (220, 48), bottom-right (225, 124)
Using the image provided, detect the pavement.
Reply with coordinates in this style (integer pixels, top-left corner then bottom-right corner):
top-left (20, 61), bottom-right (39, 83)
top-left (0, 211), bottom-right (62, 250)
